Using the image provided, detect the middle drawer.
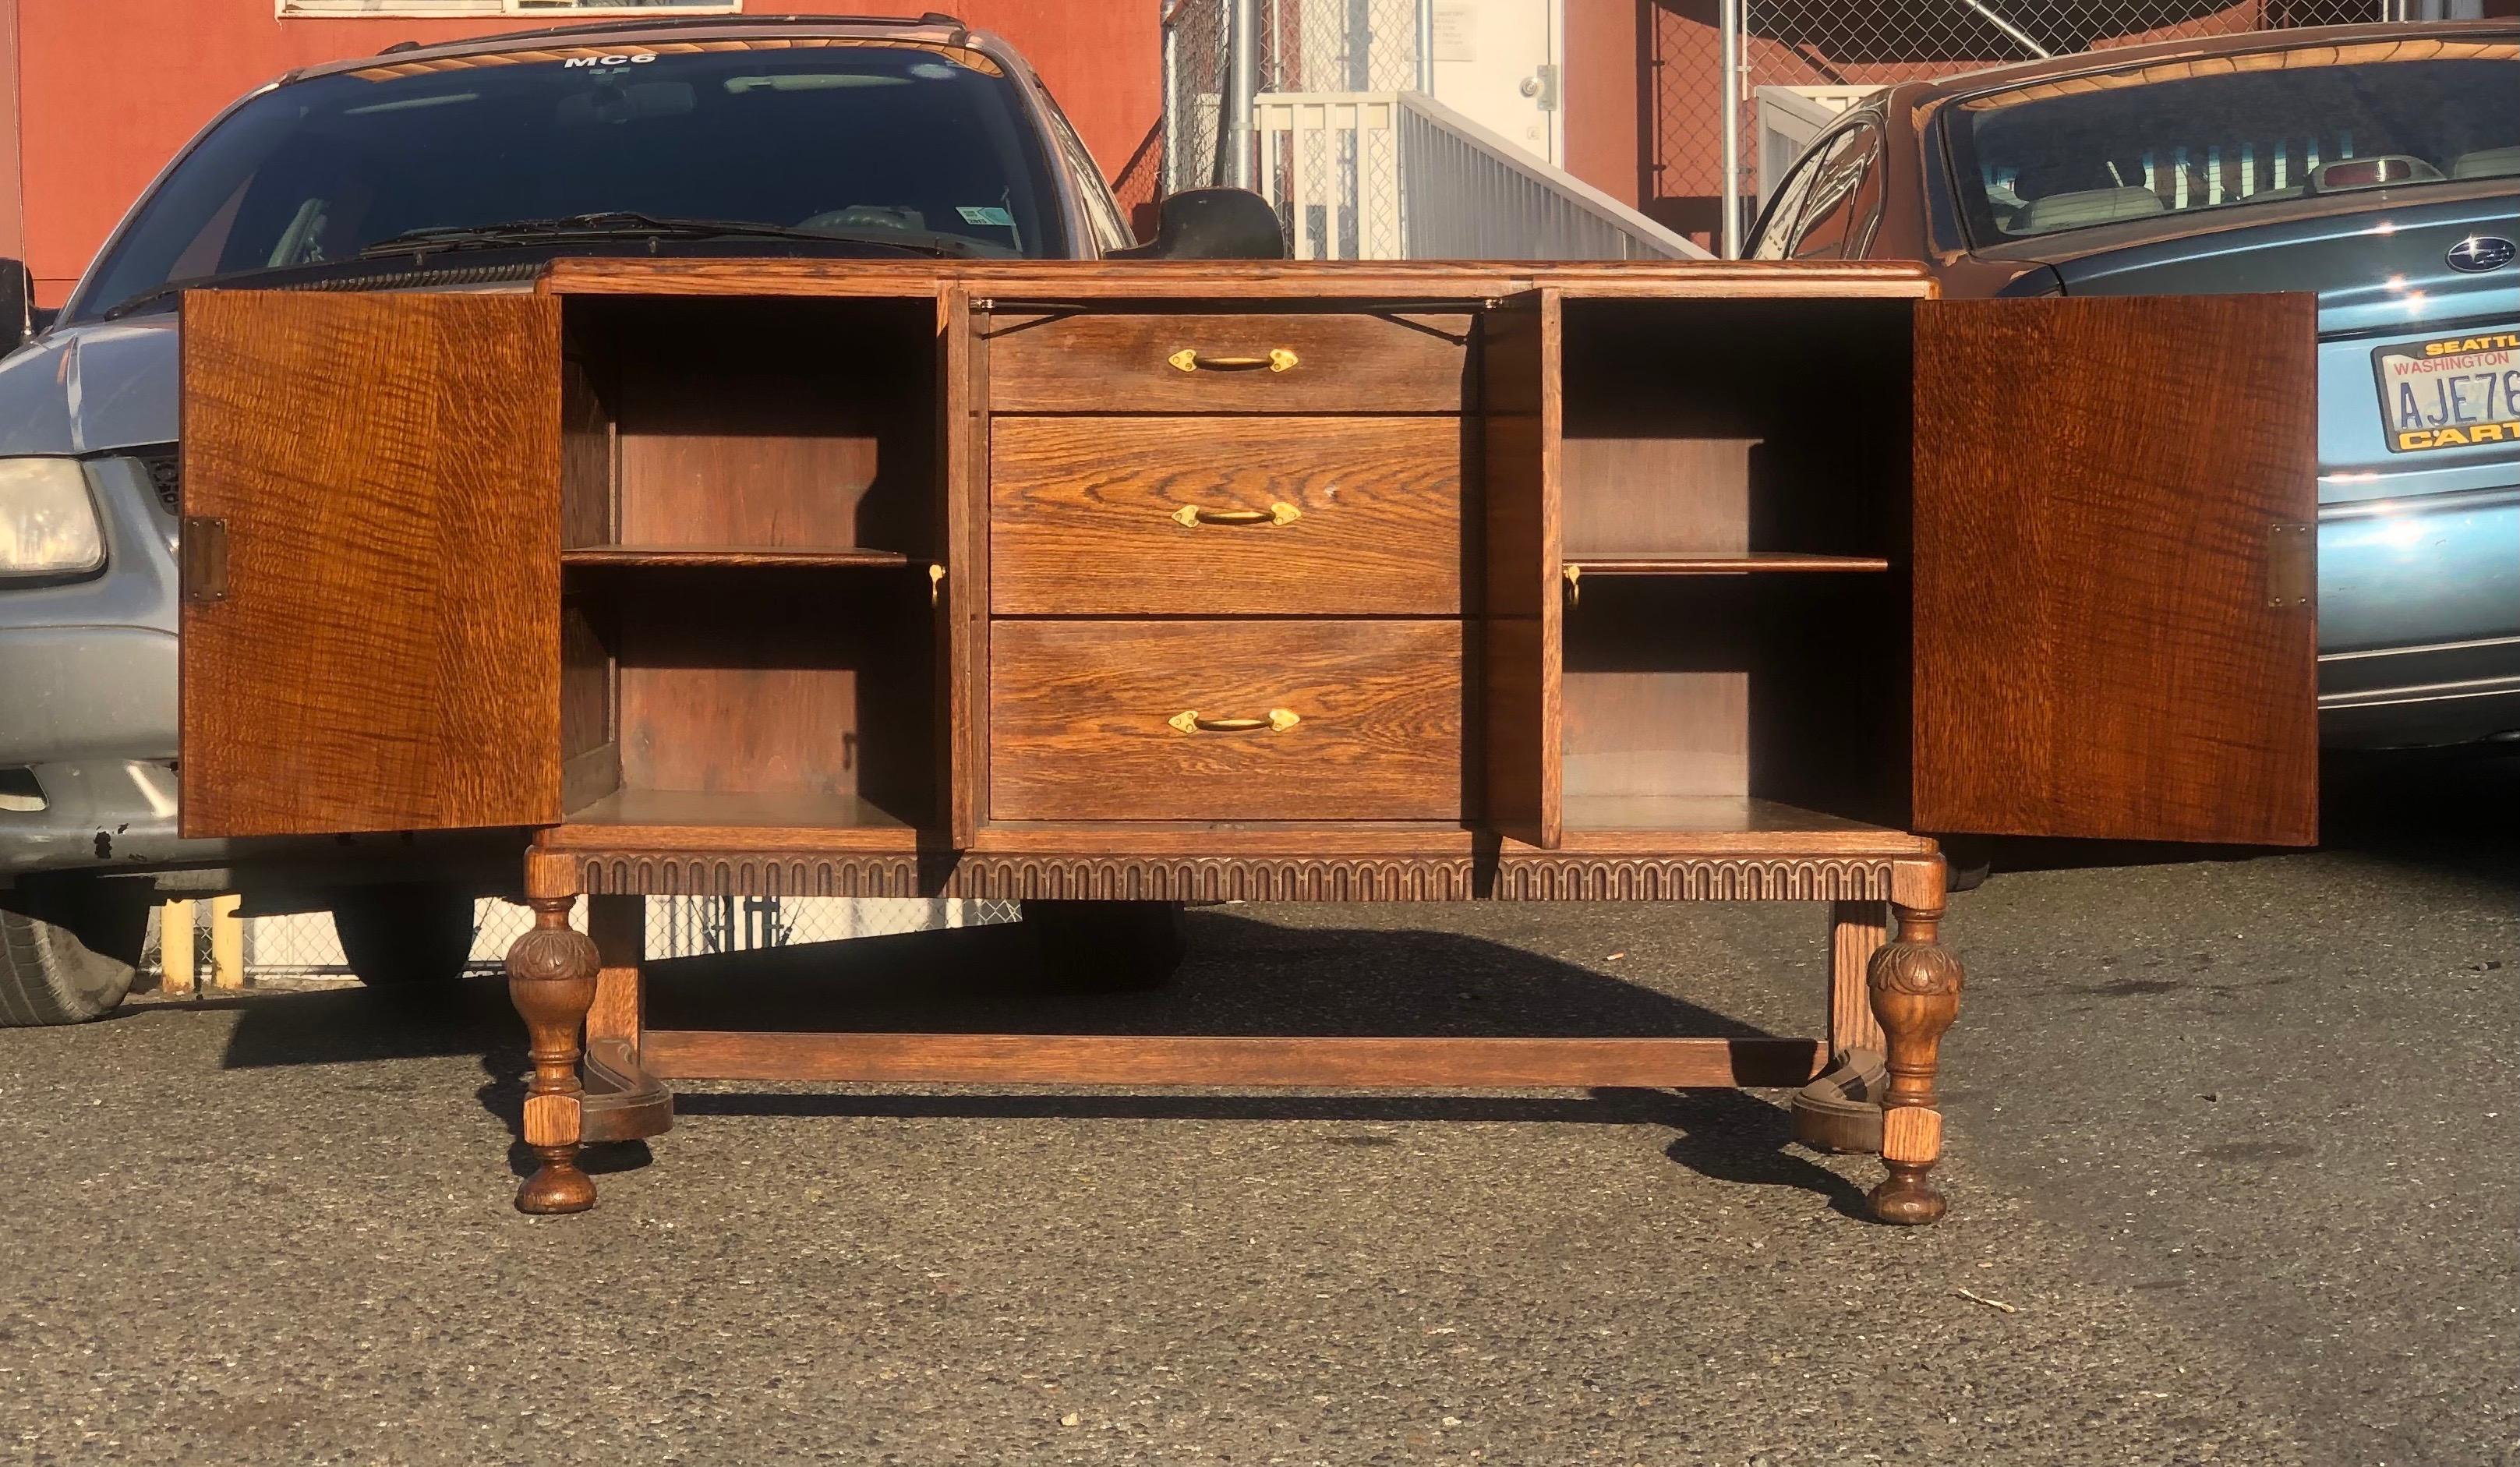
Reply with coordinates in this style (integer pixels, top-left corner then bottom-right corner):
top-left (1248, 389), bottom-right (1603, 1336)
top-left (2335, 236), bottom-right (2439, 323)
top-left (988, 619), bottom-right (1465, 822)
top-left (990, 415), bottom-right (1464, 616)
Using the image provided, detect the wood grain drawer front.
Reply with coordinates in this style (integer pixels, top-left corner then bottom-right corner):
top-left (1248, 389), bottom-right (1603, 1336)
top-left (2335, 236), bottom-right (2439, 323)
top-left (989, 620), bottom-right (1464, 821)
top-left (986, 312), bottom-right (1472, 413)
top-left (990, 416), bottom-right (1463, 615)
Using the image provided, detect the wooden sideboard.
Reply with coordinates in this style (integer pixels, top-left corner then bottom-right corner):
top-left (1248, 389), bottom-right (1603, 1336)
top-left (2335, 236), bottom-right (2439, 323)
top-left (175, 260), bottom-right (2320, 1223)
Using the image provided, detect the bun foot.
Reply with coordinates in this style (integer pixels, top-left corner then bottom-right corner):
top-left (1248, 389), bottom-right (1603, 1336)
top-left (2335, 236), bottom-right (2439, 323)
top-left (516, 1153), bottom-right (597, 1214)
top-left (1866, 1161), bottom-right (1946, 1225)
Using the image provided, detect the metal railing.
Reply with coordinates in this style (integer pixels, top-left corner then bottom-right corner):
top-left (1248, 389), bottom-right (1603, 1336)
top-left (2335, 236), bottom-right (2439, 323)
top-left (1255, 90), bottom-right (1709, 261)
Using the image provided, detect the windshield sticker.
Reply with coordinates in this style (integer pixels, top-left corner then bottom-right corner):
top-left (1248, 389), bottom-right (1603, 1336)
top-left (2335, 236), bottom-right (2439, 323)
top-left (348, 38), bottom-right (1003, 84)
top-left (956, 206), bottom-right (1015, 227)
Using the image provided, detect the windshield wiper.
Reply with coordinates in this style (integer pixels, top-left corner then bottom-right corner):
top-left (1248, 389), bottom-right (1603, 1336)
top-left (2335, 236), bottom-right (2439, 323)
top-left (99, 263), bottom-right (345, 322)
top-left (359, 211), bottom-right (982, 260)
top-left (94, 213), bottom-right (988, 323)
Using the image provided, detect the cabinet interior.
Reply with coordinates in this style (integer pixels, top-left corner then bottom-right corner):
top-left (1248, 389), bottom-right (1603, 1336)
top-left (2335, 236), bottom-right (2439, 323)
top-left (542, 290), bottom-right (1921, 840)
top-left (1556, 299), bottom-right (1914, 832)
top-left (560, 295), bottom-right (938, 558)
top-left (557, 295), bottom-right (942, 832)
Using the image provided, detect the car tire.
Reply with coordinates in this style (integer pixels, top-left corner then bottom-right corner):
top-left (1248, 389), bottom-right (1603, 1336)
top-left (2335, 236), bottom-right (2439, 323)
top-left (334, 884), bottom-right (477, 988)
top-left (1936, 836), bottom-right (1994, 893)
top-left (0, 879), bottom-right (148, 1027)
top-left (1021, 900), bottom-right (1188, 992)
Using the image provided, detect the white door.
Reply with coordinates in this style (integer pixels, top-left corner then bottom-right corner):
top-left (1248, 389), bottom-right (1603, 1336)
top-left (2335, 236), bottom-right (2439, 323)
top-left (1428, 0), bottom-right (1562, 167)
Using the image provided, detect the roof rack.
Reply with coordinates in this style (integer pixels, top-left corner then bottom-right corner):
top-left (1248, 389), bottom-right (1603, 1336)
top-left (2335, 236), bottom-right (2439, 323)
top-left (401, 12), bottom-right (964, 52)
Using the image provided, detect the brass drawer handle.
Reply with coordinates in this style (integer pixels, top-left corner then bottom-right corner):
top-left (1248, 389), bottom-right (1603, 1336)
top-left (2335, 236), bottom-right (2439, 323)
top-left (1167, 348), bottom-right (1299, 373)
top-left (1171, 501), bottom-right (1301, 528)
top-left (1168, 708), bottom-right (1301, 734)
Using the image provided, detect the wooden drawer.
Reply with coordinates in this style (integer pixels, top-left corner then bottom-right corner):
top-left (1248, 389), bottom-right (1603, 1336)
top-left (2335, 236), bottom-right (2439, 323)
top-left (985, 311), bottom-right (1472, 413)
top-left (990, 415), bottom-right (1462, 615)
top-left (988, 620), bottom-right (1464, 821)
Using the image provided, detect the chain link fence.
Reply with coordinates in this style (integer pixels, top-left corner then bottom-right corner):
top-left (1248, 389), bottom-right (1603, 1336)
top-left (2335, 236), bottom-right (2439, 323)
top-left (1164, 0), bottom-right (1426, 253)
top-left (1650, 0), bottom-right (2391, 251)
top-left (149, 897), bottom-right (1020, 988)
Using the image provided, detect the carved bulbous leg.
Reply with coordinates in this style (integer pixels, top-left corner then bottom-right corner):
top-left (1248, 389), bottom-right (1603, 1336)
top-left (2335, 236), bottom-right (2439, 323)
top-left (507, 895), bottom-right (600, 1214)
top-left (1866, 880), bottom-right (1963, 1225)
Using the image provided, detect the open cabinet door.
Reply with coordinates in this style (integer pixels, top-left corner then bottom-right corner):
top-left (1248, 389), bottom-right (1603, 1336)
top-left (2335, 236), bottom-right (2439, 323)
top-left (1482, 288), bottom-right (1563, 848)
top-left (1912, 294), bottom-right (2319, 846)
top-left (179, 290), bottom-right (562, 837)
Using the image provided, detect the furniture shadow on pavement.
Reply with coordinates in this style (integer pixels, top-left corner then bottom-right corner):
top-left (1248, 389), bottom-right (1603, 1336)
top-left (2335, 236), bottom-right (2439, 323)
top-left (217, 908), bottom-right (1863, 1210)
top-left (617, 908), bottom-right (1861, 1210)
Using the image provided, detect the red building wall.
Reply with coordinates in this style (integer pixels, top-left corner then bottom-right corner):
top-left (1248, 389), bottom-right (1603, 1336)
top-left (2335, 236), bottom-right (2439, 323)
top-left (1564, 0), bottom-right (1642, 211)
top-left (6, 0), bottom-right (1161, 306)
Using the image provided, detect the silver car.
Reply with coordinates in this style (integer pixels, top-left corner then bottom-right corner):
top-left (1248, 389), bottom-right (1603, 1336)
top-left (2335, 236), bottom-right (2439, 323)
top-left (0, 15), bottom-right (1239, 1023)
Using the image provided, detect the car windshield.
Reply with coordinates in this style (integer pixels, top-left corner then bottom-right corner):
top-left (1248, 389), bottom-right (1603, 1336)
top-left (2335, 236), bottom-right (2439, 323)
top-left (1945, 41), bottom-right (2520, 244)
top-left (67, 39), bottom-right (1065, 321)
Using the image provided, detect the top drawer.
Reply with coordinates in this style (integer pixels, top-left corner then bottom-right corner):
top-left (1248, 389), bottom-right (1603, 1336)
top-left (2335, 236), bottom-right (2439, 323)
top-left (985, 310), bottom-right (1472, 413)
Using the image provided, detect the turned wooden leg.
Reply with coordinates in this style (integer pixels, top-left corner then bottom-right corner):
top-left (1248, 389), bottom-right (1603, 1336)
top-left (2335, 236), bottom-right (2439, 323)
top-left (506, 895), bottom-right (600, 1214)
top-left (1866, 862), bottom-right (1963, 1225)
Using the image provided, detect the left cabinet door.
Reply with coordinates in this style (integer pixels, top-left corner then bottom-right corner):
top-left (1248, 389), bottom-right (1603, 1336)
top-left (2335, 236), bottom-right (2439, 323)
top-left (179, 290), bottom-right (563, 837)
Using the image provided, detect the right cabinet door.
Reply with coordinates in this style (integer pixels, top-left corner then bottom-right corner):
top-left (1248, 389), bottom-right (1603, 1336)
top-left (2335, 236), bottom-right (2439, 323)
top-left (1910, 294), bottom-right (2319, 846)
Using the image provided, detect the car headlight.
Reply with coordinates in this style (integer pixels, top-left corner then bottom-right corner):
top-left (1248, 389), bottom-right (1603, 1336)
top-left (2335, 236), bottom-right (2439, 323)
top-left (0, 457), bottom-right (105, 578)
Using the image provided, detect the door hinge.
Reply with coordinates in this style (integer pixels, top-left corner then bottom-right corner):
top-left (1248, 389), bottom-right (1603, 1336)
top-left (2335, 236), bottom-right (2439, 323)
top-left (181, 517), bottom-right (229, 603)
top-left (2266, 521), bottom-right (2313, 609)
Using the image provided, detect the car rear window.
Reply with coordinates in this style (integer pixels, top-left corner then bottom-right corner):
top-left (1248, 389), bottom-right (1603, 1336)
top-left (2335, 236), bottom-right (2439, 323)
top-left (1944, 41), bottom-right (2520, 244)
top-left (70, 39), bottom-right (1066, 322)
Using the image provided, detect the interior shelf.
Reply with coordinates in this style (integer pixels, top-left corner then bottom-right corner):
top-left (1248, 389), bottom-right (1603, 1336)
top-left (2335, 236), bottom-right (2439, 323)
top-left (561, 546), bottom-right (919, 569)
top-left (1560, 794), bottom-right (1895, 834)
top-left (548, 789), bottom-right (924, 850)
top-left (1565, 552), bottom-right (1890, 575)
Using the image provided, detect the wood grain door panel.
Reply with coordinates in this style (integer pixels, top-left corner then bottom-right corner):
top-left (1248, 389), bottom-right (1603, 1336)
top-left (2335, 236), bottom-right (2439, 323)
top-left (1911, 294), bottom-right (2320, 845)
top-left (988, 620), bottom-right (1464, 821)
top-left (179, 291), bottom-right (562, 836)
top-left (984, 311), bottom-right (1471, 413)
top-left (990, 415), bottom-right (1464, 614)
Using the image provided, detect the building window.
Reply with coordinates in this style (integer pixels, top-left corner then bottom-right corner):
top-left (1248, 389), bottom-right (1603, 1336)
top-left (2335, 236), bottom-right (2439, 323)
top-left (280, 2), bottom-right (742, 17)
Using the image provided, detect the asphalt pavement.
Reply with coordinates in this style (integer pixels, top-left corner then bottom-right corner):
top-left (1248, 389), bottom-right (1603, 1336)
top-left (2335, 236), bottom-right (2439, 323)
top-left (2, 752), bottom-right (2513, 1465)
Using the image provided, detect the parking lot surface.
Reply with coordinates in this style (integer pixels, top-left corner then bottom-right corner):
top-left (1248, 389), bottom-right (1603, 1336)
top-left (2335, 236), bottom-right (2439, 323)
top-left (2, 755), bottom-right (2513, 1465)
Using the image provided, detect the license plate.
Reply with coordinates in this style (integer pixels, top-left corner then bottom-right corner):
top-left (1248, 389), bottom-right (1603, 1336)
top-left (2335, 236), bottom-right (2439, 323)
top-left (2371, 331), bottom-right (2520, 453)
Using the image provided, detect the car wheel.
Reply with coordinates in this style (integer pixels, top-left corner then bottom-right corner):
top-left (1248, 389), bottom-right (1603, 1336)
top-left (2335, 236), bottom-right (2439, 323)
top-left (1021, 900), bottom-right (1188, 992)
top-left (0, 878), bottom-right (148, 1026)
top-left (334, 884), bottom-right (477, 987)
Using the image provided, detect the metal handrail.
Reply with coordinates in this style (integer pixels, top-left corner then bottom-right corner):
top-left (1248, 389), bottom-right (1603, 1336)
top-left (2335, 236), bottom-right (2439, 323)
top-left (1253, 89), bottom-right (1709, 261)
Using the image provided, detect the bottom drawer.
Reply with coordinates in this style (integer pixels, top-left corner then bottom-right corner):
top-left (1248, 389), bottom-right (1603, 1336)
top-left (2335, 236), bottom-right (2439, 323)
top-left (988, 619), bottom-right (1464, 821)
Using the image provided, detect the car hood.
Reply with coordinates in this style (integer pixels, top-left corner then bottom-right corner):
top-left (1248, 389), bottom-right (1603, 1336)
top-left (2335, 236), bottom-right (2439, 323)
top-left (0, 315), bottom-right (178, 458)
top-left (2037, 193), bottom-right (2520, 335)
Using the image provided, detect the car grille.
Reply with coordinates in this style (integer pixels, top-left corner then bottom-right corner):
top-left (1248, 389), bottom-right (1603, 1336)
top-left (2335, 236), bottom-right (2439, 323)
top-left (139, 453), bottom-right (180, 514)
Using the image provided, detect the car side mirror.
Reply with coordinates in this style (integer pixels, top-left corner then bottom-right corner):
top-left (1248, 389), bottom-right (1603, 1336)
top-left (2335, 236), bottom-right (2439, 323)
top-left (0, 260), bottom-right (31, 358)
top-left (1109, 188), bottom-right (1287, 261)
